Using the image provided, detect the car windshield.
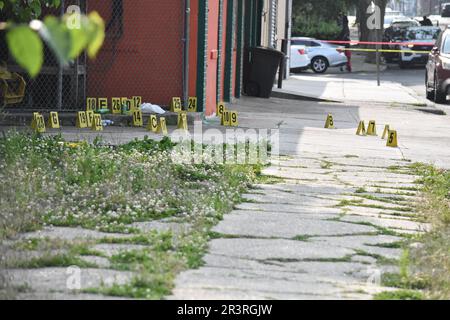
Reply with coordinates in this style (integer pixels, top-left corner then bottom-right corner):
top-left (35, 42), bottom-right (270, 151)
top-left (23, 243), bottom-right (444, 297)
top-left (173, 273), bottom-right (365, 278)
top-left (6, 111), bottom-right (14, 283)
top-left (392, 21), bottom-right (418, 28)
top-left (406, 28), bottom-right (440, 40)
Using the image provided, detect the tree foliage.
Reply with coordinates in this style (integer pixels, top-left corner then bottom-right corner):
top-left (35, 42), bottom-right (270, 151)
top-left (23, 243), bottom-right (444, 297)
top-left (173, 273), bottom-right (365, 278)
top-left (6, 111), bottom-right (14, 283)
top-left (0, 0), bottom-right (104, 77)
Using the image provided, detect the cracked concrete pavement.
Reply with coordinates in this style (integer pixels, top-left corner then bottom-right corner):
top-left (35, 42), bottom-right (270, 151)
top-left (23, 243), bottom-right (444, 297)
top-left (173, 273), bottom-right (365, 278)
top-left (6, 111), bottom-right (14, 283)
top-left (169, 96), bottom-right (450, 300)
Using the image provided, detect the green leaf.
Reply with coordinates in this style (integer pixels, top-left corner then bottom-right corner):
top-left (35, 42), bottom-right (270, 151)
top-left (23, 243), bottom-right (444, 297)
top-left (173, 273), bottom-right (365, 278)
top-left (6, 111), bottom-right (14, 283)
top-left (6, 26), bottom-right (43, 77)
top-left (86, 11), bottom-right (105, 59)
top-left (42, 16), bottom-right (72, 64)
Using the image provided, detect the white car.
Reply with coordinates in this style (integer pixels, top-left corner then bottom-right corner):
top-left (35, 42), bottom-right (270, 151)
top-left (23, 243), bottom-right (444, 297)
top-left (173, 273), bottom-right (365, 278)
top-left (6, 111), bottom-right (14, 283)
top-left (289, 45), bottom-right (310, 72)
top-left (291, 37), bottom-right (347, 73)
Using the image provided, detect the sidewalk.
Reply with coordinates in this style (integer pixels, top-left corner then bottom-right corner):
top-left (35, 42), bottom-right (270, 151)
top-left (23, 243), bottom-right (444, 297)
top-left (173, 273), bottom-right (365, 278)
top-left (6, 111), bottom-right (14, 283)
top-left (274, 54), bottom-right (426, 105)
top-left (274, 75), bottom-right (425, 105)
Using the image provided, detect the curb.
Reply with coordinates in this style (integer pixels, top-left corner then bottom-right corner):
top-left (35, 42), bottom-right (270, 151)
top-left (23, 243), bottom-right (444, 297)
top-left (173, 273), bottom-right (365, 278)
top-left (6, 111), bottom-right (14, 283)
top-left (271, 89), bottom-right (341, 103)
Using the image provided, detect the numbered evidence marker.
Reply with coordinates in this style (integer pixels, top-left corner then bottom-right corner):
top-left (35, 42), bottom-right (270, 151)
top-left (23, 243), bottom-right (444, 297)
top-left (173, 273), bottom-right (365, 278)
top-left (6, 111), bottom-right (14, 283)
top-left (98, 97), bottom-right (108, 111)
top-left (177, 112), bottom-right (188, 130)
top-left (324, 114), bottom-right (334, 129)
top-left (188, 97), bottom-right (197, 112)
top-left (147, 115), bottom-right (159, 132)
top-left (381, 125), bottom-right (390, 140)
top-left (87, 97), bottom-right (97, 111)
top-left (132, 96), bottom-right (142, 110)
top-left (217, 102), bottom-right (226, 118)
top-left (158, 117), bottom-right (168, 135)
top-left (122, 98), bottom-right (132, 113)
top-left (171, 97), bottom-right (182, 112)
top-left (356, 121), bottom-right (366, 136)
top-left (111, 98), bottom-right (122, 114)
top-left (32, 113), bottom-right (46, 133)
top-left (86, 110), bottom-right (95, 128)
top-left (92, 114), bottom-right (103, 131)
top-left (387, 130), bottom-right (398, 148)
top-left (229, 111), bottom-right (238, 127)
top-left (76, 111), bottom-right (88, 129)
top-left (221, 111), bottom-right (231, 126)
top-left (367, 120), bottom-right (377, 136)
top-left (48, 112), bottom-right (60, 129)
top-left (132, 109), bottom-right (144, 127)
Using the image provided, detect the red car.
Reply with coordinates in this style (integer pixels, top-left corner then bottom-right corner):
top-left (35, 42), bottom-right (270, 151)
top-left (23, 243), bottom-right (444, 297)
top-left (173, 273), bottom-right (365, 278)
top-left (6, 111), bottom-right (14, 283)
top-left (426, 27), bottom-right (450, 103)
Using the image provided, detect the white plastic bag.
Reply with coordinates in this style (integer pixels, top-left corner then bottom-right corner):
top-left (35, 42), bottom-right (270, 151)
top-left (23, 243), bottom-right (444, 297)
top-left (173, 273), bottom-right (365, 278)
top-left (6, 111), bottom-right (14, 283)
top-left (141, 103), bottom-right (166, 114)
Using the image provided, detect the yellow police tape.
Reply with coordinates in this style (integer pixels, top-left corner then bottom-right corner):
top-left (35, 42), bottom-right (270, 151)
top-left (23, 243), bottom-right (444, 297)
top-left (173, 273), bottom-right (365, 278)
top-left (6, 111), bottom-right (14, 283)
top-left (343, 48), bottom-right (430, 54)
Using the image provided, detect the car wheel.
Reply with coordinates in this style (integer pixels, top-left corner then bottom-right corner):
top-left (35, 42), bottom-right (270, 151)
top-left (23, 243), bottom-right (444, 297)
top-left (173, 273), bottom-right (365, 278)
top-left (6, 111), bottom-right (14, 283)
top-left (311, 57), bottom-right (329, 74)
top-left (434, 74), bottom-right (447, 103)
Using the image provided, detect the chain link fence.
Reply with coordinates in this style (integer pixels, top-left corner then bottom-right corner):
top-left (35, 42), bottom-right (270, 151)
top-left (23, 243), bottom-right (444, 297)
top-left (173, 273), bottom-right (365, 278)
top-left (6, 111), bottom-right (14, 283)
top-left (1, 0), bottom-right (185, 112)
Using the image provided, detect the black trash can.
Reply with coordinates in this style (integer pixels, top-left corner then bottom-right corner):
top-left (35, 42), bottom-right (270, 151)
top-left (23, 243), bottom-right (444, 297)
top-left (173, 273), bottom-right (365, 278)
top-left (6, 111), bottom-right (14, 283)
top-left (243, 47), bottom-right (284, 98)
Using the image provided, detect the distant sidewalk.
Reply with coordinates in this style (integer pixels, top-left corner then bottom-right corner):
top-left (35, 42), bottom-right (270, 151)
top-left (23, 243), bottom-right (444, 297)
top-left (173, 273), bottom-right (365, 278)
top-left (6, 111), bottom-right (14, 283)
top-left (275, 74), bottom-right (425, 105)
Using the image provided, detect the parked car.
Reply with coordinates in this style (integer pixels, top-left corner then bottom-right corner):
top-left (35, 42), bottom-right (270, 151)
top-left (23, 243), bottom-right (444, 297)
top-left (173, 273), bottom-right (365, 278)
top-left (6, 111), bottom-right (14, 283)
top-left (398, 27), bottom-right (441, 68)
top-left (442, 3), bottom-right (450, 17)
top-left (426, 27), bottom-right (450, 103)
top-left (383, 18), bottom-right (421, 63)
top-left (289, 45), bottom-right (310, 73)
top-left (291, 37), bottom-right (347, 74)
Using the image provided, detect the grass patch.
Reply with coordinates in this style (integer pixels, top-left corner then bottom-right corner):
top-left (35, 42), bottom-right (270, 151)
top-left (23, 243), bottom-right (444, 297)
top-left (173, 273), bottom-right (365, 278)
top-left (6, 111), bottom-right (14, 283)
top-left (0, 132), bottom-right (264, 299)
top-left (374, 290), bottom-right (423, 300)
top-left (405, 163), bottom-right (450, 299)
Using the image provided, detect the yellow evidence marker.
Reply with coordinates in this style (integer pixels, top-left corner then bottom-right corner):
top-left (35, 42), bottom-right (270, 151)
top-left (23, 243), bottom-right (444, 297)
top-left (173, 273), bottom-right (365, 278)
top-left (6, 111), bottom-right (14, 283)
top-left (387, 130), bottom-right (398, 148)
top-left (356, 121), bottom-right (366, 136)
top-left (221, 111), bottom-right (231, 126)
top-left (122, 98), bottom-right (132, 113)
top-left (158, 117), bottom-right (168, 135)
top-left (188, 97), bottom-right (197, 112)
top-left (86, 110), bottom-right (94, 128)
top-left (147, 115), bottom-right (158, 132)
top-left (92, 114), bottom-right (103, 131)
top-left (31, 112), bottom-right (40, 129)
top-left (76, 111), bottom-right (88, 129)
top-left (229, 111), bottom-right (238, 127)
top-left (324, 114), bottom-right (334, 129)
top-left (178, 112), bottom-right (188, 130)
top-left (48, 112), bottom-right (60, 129)
top-left (382, 125), bottom-right (390, 140)
top-left (98, 97), bottom-right (108, 111)
top-left (132, 109), bottom-right (144, 127)
top-left (367, 120), bottom-right (377, 136)
top-left (133, 96), bottom-right (143, 110)
top-left (111, 98), bottom-right (122, 114)
top-left (87, 97), bottom-right (97, 111)
top-left (32, 114), bottom-right (46, 133)
top-left (171, 97), bottom-right (182, 112)
top-left (217, 102), bottom-right (226, 118)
